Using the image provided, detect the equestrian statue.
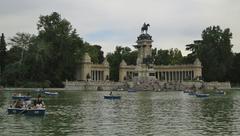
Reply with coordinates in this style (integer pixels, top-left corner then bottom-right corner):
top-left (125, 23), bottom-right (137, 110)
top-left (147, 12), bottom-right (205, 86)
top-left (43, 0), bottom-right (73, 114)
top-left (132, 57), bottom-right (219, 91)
top-left (141, 23), bottom-right (150, 34)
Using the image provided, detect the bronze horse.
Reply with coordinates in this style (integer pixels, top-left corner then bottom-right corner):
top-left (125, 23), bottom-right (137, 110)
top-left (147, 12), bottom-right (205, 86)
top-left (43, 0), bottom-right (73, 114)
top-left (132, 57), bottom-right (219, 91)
top-left (141, 23), bottom-right (150, 34)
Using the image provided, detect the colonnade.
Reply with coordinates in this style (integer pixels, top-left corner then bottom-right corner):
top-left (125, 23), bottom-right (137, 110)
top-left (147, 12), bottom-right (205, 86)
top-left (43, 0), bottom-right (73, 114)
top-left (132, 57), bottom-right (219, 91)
top-left (155, 71), bottom-right (194, 81)
top-left (91, 70), bottom-right (104, 81)
top-left (126, 71), bottom-right (135, 80)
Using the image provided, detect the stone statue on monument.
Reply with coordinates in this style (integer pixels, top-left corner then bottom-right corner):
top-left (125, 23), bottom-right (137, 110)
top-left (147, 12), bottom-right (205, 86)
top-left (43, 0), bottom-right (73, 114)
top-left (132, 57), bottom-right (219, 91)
top-left (141, 23), bottom-right (150, 34)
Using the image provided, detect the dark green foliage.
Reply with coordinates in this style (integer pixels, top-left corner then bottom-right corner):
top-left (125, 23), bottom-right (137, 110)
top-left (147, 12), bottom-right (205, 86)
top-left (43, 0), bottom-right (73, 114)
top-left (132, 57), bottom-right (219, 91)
top-left (0, 33), bottom-right (7, 74)
top-left (229, 53), bottom-right (240, 84)
top-left (36, 12), bottom-right (85, 87)
top-left (186, 26), bottom-right (233, 81)
top-left (1, 12), bottom-right (98, 87)
top-left (84, 44), bottom-right (104, 64)
top-left (154, 48), bottom-right (183, 65)
top-left (107, 46), bottom-right (137, 81)
top-left (1, 12), bottom-right (106, 87)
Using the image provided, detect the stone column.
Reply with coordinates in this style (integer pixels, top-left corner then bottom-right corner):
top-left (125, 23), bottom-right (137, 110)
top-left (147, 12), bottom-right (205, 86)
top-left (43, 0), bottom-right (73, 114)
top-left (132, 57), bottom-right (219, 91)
top-left (173, 71), bottom-right (176, 81)
top-left (95, 71), bottom-right (97, 81)
top-left (98, 71), bottom-right (100, 81)
top-left (159, 72), bottom-right (161, 80)
top-left (101, 71), bottom-right (103, 80)
top-left (91, 71), bottom-right (93, 80)
top-left (177, 71), bottom-right (178, 81)
top-left (190, 71), bottom-right (192, 80)
top-left (167, 72), bottom-right (169, 82)
top-left (180, 71), bottom-right (183, 81)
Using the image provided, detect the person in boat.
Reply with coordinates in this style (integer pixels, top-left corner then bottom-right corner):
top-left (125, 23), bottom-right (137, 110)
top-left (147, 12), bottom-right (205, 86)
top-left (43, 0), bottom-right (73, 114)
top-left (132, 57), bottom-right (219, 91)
top-left (15, 99), bottom-right (23, 108)
top-left (24, 97), bottom-right (32, 108)
top-left (10, 100), bottom-right (16, 108)
top-left (109, 91), bottom-right (113, 96)
top-left (34, 94), bottom-right (45, 109)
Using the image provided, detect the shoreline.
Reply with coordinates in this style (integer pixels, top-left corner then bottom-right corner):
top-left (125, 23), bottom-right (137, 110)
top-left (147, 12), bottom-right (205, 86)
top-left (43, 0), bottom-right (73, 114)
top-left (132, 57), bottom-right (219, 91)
top-left (1, 87), bottom-right (239, 92)
top-left (1, 88), bottom-right (66, 91)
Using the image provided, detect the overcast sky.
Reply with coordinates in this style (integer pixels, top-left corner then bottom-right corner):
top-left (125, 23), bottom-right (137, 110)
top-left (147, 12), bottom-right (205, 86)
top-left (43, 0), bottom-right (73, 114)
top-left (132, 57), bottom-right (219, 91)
top-left (0, 0), bottom-right (239, 55)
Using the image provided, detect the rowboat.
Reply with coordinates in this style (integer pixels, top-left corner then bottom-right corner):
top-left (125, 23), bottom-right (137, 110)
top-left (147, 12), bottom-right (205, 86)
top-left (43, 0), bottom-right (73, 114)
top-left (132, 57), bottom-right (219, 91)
top-left (184, 89), bottom-right (193, 93)
top-left (188, 92), bottom-right (196, 95)
top-left (196, 93), bottom-right (209, 97)
top-left (44, 91), bottom-right (58, 96)
top-left (12, 96), bottom-right (31, 100)
top-left (128, 88), bottom-right (136, 92)
top-left (104, 96), bottom-right (121, 99)
top-left (7, 108), bottom-right (45, 116)
top-left (215, 90), bottom-right (225, 95)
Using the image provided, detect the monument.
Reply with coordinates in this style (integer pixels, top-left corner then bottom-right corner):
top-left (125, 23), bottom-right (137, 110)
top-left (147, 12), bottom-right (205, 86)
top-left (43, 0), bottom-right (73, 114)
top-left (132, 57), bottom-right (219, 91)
top-left (119, 23), bottom-right (202, 82)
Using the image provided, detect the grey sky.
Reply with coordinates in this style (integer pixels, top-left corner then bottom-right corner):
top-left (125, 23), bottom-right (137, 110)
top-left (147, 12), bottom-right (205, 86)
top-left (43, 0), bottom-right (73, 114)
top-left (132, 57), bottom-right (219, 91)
top-left (0, 0), bottom-right (239, 55)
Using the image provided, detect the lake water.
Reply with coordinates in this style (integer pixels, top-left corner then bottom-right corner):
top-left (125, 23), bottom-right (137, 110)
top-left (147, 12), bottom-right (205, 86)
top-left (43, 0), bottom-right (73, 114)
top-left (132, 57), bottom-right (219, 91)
top-left (1, 90), bottom-right (240, 136)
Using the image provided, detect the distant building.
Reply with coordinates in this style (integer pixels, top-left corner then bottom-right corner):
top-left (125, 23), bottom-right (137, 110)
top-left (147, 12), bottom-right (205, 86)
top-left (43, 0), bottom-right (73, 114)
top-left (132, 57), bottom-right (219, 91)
top-left (75, 53), bottom-right (110, 81)
top-left (76, 24), bottom-right (202, 82)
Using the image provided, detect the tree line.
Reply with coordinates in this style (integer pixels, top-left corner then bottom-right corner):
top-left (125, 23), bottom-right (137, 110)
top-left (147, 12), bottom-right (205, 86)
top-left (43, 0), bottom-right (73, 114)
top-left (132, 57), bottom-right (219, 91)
top-left (0, 12), bottom-right (104, 87)
top-left (0, 12), bottom-right (240, 87)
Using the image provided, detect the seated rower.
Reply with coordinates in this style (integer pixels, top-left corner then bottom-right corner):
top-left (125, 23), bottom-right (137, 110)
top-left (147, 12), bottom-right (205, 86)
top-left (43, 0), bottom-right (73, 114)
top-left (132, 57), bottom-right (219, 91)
top-left (14, 100), bottom-right (23, 108)
top-left (34, 94), bottom-right (45, 109)
top-left (109, 91), bottom-right (113, 96)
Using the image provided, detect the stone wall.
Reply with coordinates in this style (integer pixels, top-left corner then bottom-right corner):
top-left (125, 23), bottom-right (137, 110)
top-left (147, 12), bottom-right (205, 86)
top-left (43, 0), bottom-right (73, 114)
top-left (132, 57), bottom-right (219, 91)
top-left (64, 81), bottom-right (126, 91)
top-left (64, 80), bottom-right (231, 91)
top-left (180, 81), bottom-right (231, 89)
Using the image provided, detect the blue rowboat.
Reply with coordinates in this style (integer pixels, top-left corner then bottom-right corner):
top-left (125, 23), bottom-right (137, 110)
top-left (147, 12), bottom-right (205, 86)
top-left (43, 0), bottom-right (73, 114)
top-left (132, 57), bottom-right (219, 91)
top-left (12, 96), bottom-right (31, 101)
top-left (44, 91), bottom-right (58, 96)
top-left (196, 93), bottom-right (209, 98)
top-left (7, 108), bottom-right (45, 116)
top-left (188, 92), bottom-right (196, 95)
top-left (215, 90), bottom-right (225, 95)
top-left (104, 96), bottom-right (121, 99)
top-left (128, 88), bottom-right (136, 92)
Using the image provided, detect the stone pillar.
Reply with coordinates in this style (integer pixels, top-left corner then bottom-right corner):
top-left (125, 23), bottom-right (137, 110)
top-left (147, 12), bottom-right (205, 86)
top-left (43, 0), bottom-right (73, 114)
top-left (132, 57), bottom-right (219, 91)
top-left (159, 72), bottom-right (161, 80)
top-left (96, 71), bottom-right (98, 81)
top-left (173, 71), bottom-right (176, 81)
top-left (95, 71), bottom-right (97, 81)
top-left (98, 71), bottom-right (100, 81)
top-left (190, 71), bottom-right (192, 80)
top-left (91, 71), bottom-right (93, 80)
top-left (167, 72), bottom-right (169, 82)
top-left (164, 72), bottom-right (167, 82)
top-left (180, 71), bottom-right (183, 81)
top-left (177, 71), bottom-right (179, 81)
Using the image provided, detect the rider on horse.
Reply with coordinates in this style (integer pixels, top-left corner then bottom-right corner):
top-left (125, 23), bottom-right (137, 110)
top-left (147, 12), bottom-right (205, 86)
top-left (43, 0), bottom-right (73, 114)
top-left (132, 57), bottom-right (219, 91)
top-left (141, 23), bottom-right (150, 34)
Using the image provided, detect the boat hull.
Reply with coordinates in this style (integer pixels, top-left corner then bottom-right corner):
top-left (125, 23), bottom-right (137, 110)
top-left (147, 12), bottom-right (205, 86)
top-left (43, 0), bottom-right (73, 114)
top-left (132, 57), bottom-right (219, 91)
top-left (8, 108), bottom-right (45, 116)
top-left (44, 91), bottom-right (58, 96)
top-left (128, 88), bottom-right (136, 92)
top-left (196, 94), bottom-right (209, 97)
top-left (12, 96), bottom-right (31, 101)
top-left (104, 96), bottom-right (121, 99)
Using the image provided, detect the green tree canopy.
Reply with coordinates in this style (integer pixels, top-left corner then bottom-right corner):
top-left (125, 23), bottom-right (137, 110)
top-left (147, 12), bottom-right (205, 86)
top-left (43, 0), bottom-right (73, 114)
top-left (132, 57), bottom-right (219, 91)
top-left (107, 46), bottom-right (137, 81)
top-left (154, 48), bottom-right (183, 65)
top-left (36, 12), bottom-right (85, 86)
top-left (0, 33), bottom-right (7, 74)
top-left (186, 26), bottom-right (233, 81)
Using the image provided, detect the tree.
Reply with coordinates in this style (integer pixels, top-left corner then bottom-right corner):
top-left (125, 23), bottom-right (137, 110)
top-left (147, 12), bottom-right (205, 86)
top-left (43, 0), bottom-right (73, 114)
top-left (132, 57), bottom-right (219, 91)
top-left (84, 44), bottom-right (104, 64)
top-left (107, 46), bottom-right (137, 81)
top-left (229, 53), bottom-right (240, 84)
top-left (9, 32), bottom-right (35, 64)
top-left (37, 12), bottom-right (85, 87)
top-left (154, 48), bottom-right (183, 65)
top-left (0, 33), bottom-right (7, 74)
top-left (186, 26), bottom-right (233, 81)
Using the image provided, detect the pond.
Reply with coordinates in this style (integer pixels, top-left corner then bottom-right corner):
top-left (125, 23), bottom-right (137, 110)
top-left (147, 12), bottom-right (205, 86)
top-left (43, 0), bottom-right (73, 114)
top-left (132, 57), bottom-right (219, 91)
top-left (0, 90), bottom-right (240, 136)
